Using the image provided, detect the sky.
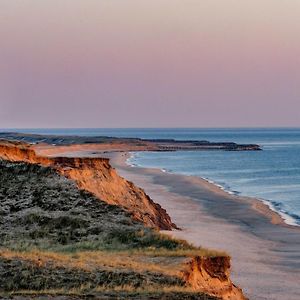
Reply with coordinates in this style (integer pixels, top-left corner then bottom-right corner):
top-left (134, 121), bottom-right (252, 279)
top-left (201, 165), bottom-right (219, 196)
top-left (0, 0), bottom-right (300, 128)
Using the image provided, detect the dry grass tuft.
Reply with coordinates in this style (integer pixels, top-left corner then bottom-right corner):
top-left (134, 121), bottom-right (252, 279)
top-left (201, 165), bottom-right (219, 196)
top-left (0, 159), bottom-right (224, 300)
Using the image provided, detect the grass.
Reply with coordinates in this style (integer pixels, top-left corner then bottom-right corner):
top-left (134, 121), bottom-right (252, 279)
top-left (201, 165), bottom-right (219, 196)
top-left (0, 249), bottom-right (179, 275)
top-left (0, 159), bottom-right (224, 256)
top-left (0, 252), bottom-right (184, 291)
top-left (4, 284), bottom-right (219, 300)
top-left (1, 159), bottom-right (209, 254)
top-left (127, 247), bottom-right (228, 258)
top-left (0, 243), bottom-right (227, 278)
top-left (6, 287), bottom-right (219, 300)
top-left (1, 231), bottom-right (226, 257)
top-left (0, 159), bottom-right (225, 299)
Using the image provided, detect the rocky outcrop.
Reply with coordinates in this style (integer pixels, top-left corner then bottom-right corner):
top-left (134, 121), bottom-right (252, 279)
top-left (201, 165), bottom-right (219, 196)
top-left (182, 256), bottom-right (246, 300)
top-left (0, 140), bottom-right (175, 230)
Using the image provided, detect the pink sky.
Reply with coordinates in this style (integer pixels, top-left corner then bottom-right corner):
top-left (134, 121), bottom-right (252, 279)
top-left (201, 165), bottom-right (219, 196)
top-left (1, 0), bottom-right (300, 128)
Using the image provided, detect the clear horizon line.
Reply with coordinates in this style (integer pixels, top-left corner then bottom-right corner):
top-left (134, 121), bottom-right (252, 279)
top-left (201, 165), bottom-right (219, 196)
top-left (1, 126), bottom-right (300, 130)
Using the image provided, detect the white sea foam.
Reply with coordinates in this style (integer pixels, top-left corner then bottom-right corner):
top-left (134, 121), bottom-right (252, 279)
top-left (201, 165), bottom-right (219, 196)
top-left (198, 177), bottom-right (299, 226)
top-left (202, 177), bottom-right (237, 195)
top-left (128, 158), bottom-right (299, 227)
top-left (119, 128), bottom-right (298, 228)
top-left (125, 153), bottom-right (138, 168)
top-left (261, 200), bottom-right (299, 226)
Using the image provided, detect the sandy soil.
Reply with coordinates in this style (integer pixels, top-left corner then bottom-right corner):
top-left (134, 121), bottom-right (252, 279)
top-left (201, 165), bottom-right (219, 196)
top-left (105, 152), bottom-right (300, 300)
top-left (33, 143), bottom-right (156, 157)
top-left (36, 145), bottom-right (300, 300)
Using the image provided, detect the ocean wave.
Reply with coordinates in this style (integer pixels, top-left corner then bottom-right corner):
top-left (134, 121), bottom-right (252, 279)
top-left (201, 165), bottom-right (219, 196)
top-left (125, 153), bottom-right (300, 227)
top-left (127, 153), bottom-right (172, 174)
top-left (203, 178), bottom-right (300, 226)
top-left (202, 178), bottom-right (239, 196)
top-left (261, 200), bottom-right (300, 226)
top-left (126, 152), bottom-right (138, 167)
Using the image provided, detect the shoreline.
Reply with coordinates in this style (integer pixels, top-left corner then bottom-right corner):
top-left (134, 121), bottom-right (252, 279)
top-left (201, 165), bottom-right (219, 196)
top-left (107, 151), bottom-right (300, 300)
top-left (196, 177), bottom-right (298, 227)
top-left (125, 151), bottom-right (296, 229)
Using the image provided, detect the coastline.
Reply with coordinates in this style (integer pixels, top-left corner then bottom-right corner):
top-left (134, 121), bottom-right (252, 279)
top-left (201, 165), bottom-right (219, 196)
top-left (2, 142), bottom-right (246, 300)
top-left (126, 152), bottom-right (298, 228)
top-left (122, 152), bottom-right (293, 228)
top-left (107, 151), bottom-right (300, 300)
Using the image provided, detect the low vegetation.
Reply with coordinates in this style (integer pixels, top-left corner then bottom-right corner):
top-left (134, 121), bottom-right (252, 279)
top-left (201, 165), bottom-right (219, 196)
top-left (0, 159), bottom-right (221, 299)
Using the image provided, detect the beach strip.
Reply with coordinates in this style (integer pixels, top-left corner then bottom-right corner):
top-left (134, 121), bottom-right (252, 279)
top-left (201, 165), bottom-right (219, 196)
top-left (108, 152), bottom-right (300, 300)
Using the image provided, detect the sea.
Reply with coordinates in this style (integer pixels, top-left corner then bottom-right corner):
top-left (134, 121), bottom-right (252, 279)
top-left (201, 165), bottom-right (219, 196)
top-left (2, 128), bottom-right (300, 226)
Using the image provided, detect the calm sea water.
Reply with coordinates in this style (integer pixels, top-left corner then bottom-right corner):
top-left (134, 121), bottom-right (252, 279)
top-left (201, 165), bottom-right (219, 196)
top-left (2, 128), bottom-right (300, 226)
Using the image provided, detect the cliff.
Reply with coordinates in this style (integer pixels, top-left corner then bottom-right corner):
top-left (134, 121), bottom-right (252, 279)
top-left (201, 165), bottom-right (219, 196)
top-left (182, 256), bottom-right (246, 300)
top-left (0, 141), bottom-right (246, 300)
top-left (0, 140), bottom-right (175, 230)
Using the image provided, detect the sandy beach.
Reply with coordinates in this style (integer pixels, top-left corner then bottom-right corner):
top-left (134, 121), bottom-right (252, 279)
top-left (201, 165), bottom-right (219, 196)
top-left (105, 152), bottom-right (300, 300)
top-left (31, 143), bottom-right (300, 299)
top-left (2, 1), bottom-right (300, 298)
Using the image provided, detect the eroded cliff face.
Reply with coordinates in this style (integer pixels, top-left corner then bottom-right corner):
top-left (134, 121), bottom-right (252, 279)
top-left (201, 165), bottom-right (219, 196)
top-left (56, 157), bottom-right (176, 230)
top-left (0, 140), bottom-right (247, 299)
top-left (182, 256), bottom-right (246, 300)
top-left (0, 141), bottom-right (175, 230)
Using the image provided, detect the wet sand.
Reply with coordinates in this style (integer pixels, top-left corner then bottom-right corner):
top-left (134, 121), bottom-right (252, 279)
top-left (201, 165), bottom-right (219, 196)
top-left (107, 152), bottom-right (300, 300)
top-left (38, 145), bottom-right (300, 300)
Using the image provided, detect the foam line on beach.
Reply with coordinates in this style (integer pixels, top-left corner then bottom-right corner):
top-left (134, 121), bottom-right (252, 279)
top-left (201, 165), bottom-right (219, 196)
top-left (202, 179), bottom-right (300, 227)
top-left (126, 152), bottom-right (300, 227)
top-left (262, 199), bottom-right (300, 227)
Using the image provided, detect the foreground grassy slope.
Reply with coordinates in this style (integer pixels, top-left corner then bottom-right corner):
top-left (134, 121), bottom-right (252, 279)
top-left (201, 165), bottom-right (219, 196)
top-left (0, 159), bottom-right (220, 299)
top-left (0, 160), bottom-right (179, 251)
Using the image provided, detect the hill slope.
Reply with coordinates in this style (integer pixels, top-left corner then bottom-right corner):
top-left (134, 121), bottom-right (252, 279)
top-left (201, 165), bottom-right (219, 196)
top-left (0, 141), bottom-right (246, 300)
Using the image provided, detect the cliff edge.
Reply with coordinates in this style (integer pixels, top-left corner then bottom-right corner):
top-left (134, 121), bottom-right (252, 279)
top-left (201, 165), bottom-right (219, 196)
top-left (0, 140), bottom-right (175, 230)
top-left (183, 256), bottom-right (246, 300)
top-left (0, 140), bottom-right (247, 299)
